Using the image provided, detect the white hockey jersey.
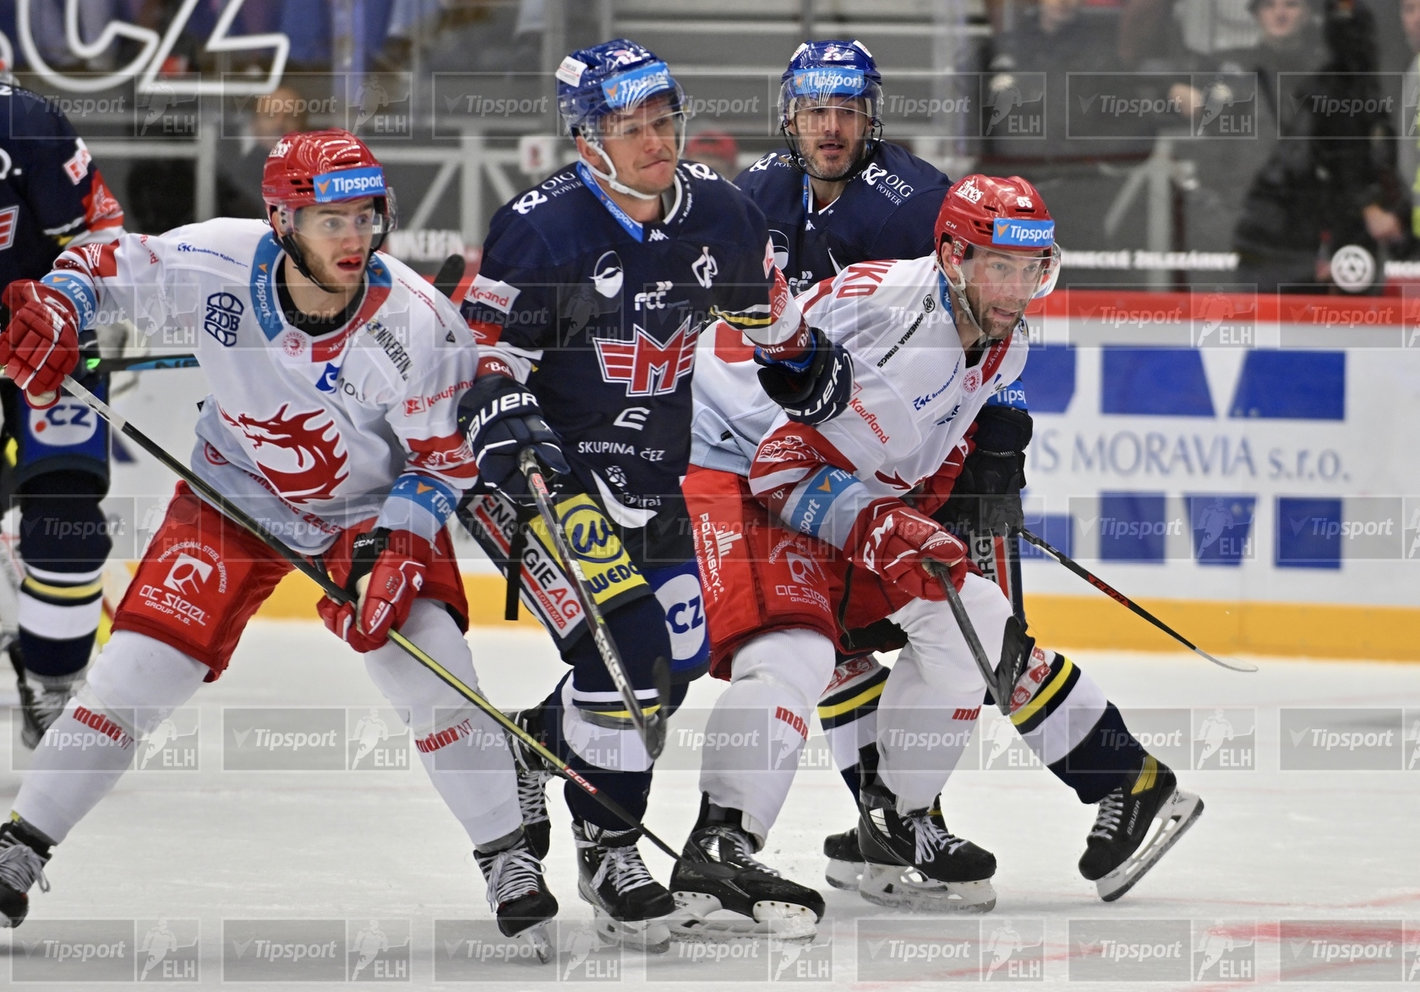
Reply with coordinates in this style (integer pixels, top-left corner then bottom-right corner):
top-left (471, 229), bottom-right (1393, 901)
top-left (43, 218), bottom-right (481, 553)
top-left (691, 254), bottom-right (1028, 551)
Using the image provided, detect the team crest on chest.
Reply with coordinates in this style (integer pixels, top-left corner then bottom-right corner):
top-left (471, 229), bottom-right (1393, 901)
top-left (593, 314), bottom-right (696, 396)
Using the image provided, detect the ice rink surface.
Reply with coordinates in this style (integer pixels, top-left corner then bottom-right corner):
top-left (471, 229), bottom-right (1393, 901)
top-left (2, 619), bottom-right (1418, 991)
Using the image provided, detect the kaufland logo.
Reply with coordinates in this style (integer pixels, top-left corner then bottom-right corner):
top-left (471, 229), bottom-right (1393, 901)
top-left (992, 218), bottom-right (1054, 247)
top-left (312, 166), bottom-right (386, 202)
top-left (603, 62), bottom-right (672, 110)
top-left (792, 67), bottom-right (865, 96)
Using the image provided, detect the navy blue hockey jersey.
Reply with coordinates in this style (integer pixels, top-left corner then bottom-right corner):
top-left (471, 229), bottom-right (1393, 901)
top-left (734, 142), bottom-right (951, 294)
top-left (0, 82), bottom-right (125, 285)
top-left (464, 161), bottom-right (789, 537)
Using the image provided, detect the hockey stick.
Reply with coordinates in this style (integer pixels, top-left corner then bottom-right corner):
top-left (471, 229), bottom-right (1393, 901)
top-left (1017, 527), bottom-right (1258, 673)
top-left (519, 450), bottom-right (669, 759)
top-left (926, 562), bottom-right (1015, 716)
top-left (56, 373), bottom-right (683, 859)
top-left (431, 253), bottom-right (466, 300)
top-left (84, 353), bottom-right (198, 375)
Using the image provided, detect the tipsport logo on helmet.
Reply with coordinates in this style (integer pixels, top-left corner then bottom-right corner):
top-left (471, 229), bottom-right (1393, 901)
top-left (312, 166), bottom-right (386, 202)
top-left (992, 218), bottom-right (1054, 248)
top-left (602, 61), bottom-right (673, 111)
top-left (791, 68), bottom-right (865, 97)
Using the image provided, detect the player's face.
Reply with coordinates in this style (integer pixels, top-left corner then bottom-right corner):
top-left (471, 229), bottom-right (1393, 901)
top-left (292, 198), bottom-right (377, 290)
top-left (789, 97), bottom-right (870, 181)
top-left (595, 95), bottom-right (681, 196)
top-left (1254, 0), bottom-right (1308, 41)
top-left (958, 245), bottom-right (1047, 339)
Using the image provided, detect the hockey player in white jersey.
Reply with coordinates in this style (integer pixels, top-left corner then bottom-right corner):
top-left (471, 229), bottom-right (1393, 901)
top-left (0, 130), bottom-right (558, 949)
top-left (679, 175), bottom-right (1203, 923)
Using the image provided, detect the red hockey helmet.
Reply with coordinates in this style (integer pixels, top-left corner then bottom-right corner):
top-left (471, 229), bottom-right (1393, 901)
top-left (261, 128), bottom-right (394, 246)
top-left (935, 174), bottom-right (1059, 298)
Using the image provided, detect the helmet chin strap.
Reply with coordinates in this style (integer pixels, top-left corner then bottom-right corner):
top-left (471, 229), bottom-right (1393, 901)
top-left (583, 143), bottom-right (659, 201)
top-left (782, 119), bottom-right (882, 184)
top-left (941, 259), bottom-right (991, 350)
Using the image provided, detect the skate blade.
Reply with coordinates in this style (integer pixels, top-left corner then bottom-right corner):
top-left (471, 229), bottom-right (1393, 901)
top-left (824, 858), bottom-right (862, 892)
top-left (671, 891), bottom-right (819, 941)
top-left (590, 908), bottom-right (673, 954)
top-left (1096, 790), bottom-right (1204, 903)
top-left (517, 923), bottom-right (554, 964)
top-left (858, 863), bottom-right (997, 914)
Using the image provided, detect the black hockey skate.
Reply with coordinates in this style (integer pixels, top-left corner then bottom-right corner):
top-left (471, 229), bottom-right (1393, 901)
top-left (574, 821), bottom-right (677, 952)
top-left (822, 825), bottom-right (864, 890)
top-left (0, 817), bottom-right (52, 928)
top-left (857, 782), bottom-right (997, 912)
top-left (1078, 755), bottom-right (1203, 902)
top-left (474, 831), bottom-right (557, 962)
top-left (671, 801), bottom-right (824, 940)
top-left (505, 708), bottom-right (554, 859)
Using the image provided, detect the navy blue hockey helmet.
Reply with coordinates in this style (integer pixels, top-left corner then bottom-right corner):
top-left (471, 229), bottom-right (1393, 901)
top-left (555, 39), bottom-right (687, 140)
top-left (778, 39), bottom-right (883, 176)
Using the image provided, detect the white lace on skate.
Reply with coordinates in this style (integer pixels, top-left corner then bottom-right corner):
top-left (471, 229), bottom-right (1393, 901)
top-left (590, 843), bottom-right (657, 897)
top-left (0, 840), bottom-right (50, 903)
top-left (479, 846), bottom-right (545, 912)
top-left (514, 765), bottom-right (552, 828)
top-left (859, 810), bottom-right (996, 914)
top-left (1088, 791), bottom-right (1125, 841)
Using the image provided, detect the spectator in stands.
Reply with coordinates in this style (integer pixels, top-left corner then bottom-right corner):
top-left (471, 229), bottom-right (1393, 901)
top-left (217, 84), bottom-right (312, 218)
top-left (686, 130), bottom-right (740, 179)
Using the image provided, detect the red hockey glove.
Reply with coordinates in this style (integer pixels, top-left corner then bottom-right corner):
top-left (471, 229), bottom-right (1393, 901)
top-left (318, 528), bottom-right (433, 652)
top-left (851, 502), bottom-right (968, 601)
top-left (0, 280), bottom-right (81, 408)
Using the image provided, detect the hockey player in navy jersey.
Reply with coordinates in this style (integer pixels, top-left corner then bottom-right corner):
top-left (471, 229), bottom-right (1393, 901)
top-left (684, 175), bottom-right (1203, 920)
top-left (0, 130), bottom-right (557, 949)
top-left (456, 39), bottom-right (851, 949)
top-left (0, 80), bottom-right (126, 749)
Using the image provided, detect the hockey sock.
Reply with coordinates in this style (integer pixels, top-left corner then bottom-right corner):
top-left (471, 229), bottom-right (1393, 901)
top-left (16, 485), bottom-right (110, 679)
top-left (816, 653), bottom-right (888, 801)
top-left (1048, 702), bottom-right (1149, 804)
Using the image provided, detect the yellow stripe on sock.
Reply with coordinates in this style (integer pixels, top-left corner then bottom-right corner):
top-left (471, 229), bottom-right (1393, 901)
top-left (816, 680), bottom-right (886, 721)
top-left (1010, 655), bottom-right (1074, 727)
top-left (21, 576), bottom-right (105, 600)
top-left (591, 704), bottom-right (662, 720)
top-left (1132, 755), bottom-right (1158, 795)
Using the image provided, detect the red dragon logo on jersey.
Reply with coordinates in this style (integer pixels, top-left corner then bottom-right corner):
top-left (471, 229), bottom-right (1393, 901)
top-left (221, 404), bottom-right (349, 503)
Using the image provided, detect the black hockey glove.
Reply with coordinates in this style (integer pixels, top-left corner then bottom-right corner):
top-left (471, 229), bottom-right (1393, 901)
top-left (754, 326), bottom-right (853, 426)
top-left (937, 404), bottom-right (1033, 535)
top-left (459, 374), bottom-right (569, 504)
